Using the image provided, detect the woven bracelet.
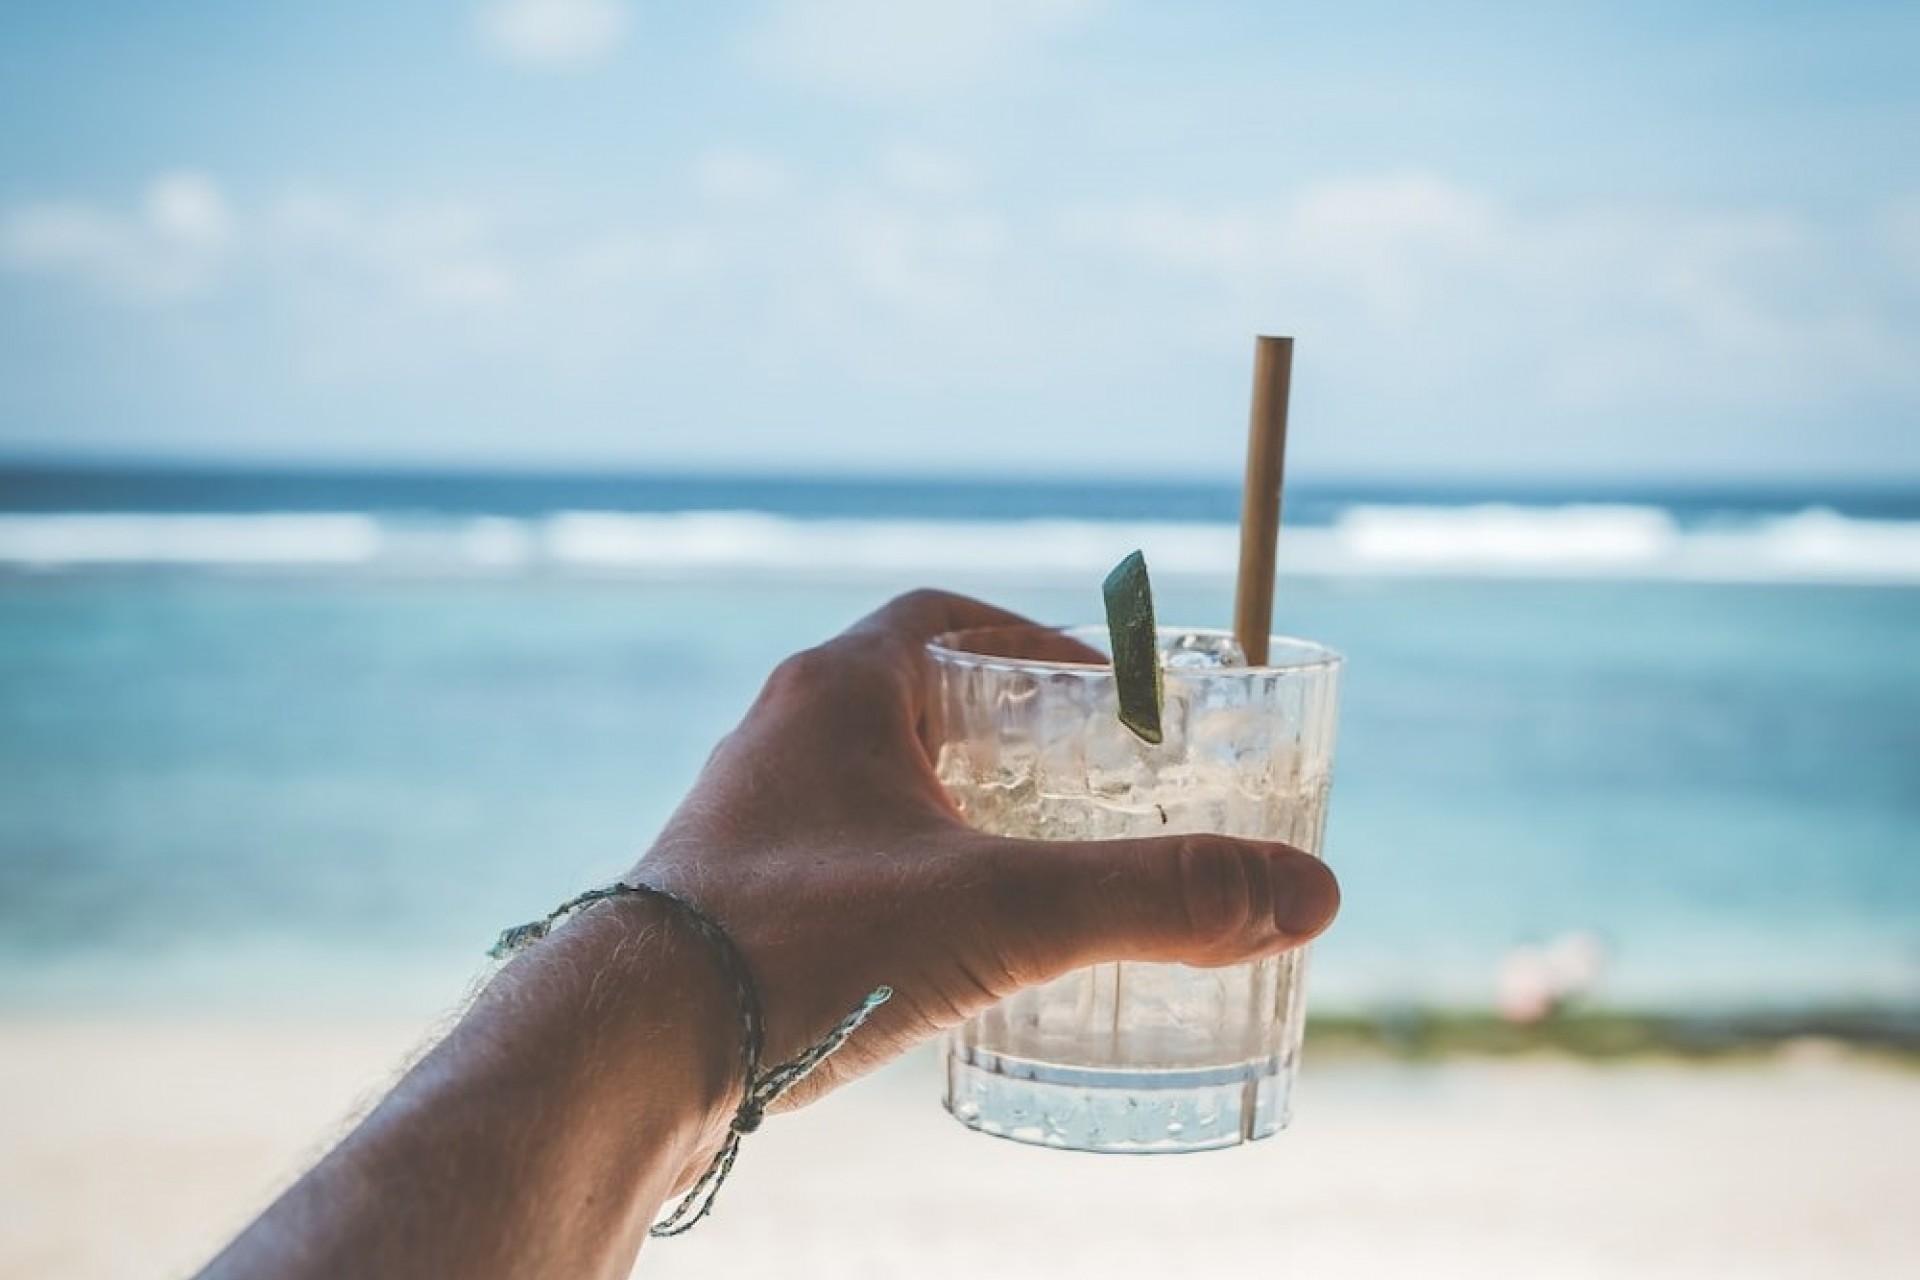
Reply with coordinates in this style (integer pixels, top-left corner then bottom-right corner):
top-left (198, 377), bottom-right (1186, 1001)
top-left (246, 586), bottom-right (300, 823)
top-left (489, 881), bottom-right (892, 1236)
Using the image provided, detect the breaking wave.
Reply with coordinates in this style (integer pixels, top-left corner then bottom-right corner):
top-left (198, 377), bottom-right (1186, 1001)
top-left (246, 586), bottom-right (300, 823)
top-left (1, 505), bottom-right (1916, 585)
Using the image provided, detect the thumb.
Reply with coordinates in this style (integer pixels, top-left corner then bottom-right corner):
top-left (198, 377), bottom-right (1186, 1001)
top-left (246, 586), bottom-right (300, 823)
top-left (977, 832), bottom-right (1341, 978)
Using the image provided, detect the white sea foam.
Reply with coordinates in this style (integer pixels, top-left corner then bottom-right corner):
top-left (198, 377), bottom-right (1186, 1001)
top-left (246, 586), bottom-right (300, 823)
top-left (1322, 503), bottom-right (1920, 583)
top-left (0, 513), bottom-right (384, 568)
top-left (1330, 504), bottom-right (1681, 570)
top-left (0, 506), bottom-right (1915, 584)
top-left (541, 511), bottom-right (1230, 579)
top-left (457, 516), bottom-right (538, 570)
top-left (541, 506), bottom-right (1920, 584)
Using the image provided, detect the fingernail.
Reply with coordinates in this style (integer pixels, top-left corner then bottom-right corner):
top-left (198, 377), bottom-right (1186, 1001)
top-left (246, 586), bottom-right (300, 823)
top-left (1274, 858), bottom-right (1340, 937)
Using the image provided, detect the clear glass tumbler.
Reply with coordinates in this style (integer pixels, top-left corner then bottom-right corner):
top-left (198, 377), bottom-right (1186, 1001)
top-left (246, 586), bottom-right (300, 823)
top-left (928, 625), bottom-right (1342, 1153)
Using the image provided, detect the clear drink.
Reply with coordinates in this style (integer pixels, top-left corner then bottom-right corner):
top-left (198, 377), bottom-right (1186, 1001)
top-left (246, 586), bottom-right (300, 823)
top-left (929, 625), bottom-right (1341, 1153)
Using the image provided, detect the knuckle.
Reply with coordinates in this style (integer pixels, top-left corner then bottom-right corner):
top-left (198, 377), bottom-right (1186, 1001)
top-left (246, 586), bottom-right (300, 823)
top-left (763, 643), bottom-right (840, 697)
top-left (873, 589), bottom-right (968, 647)
top-left (761, 640), bottom-right (881, 713)
top-left (892, 587), bottom-right (950, 616)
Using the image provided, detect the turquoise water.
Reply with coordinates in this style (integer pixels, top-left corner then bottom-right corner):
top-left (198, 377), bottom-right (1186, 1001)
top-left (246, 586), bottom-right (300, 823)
top-left (3, 566), bottom-right (1915, 1015)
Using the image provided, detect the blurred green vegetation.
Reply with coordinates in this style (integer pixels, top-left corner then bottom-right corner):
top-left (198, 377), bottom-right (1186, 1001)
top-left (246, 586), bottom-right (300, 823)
top-left (1307, 1007), bottom-right (1920, 1066)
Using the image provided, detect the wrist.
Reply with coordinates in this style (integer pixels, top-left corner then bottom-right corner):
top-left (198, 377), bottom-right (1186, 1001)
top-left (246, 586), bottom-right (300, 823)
top-left (482, 891), bottom-right (747, 1194)
top-left (582, 890), bottom-right (745, 1140)
top-left (475, 877), bottom-right (893, 1239)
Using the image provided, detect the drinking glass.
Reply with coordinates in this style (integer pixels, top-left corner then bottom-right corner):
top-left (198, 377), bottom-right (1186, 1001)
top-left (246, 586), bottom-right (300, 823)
top-left (929, 625), bottom-right (1342, 1153)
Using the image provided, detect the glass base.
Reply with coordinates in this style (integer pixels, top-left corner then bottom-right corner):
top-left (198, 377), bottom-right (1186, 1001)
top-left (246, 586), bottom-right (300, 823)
top-left (944, 1046), bottom-right (1294, 1153)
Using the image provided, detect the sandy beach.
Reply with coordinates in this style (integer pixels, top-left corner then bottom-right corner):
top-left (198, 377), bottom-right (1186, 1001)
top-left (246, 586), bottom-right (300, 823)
top-left (2, 1016), bottom-right (1916, 1280)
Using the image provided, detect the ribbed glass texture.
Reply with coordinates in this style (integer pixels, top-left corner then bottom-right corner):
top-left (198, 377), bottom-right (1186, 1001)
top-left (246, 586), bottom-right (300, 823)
top-left (930, 626), bottom-right (1342, 1152)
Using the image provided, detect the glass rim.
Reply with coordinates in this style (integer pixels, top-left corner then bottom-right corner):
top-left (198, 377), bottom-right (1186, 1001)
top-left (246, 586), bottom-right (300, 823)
top-left (927, 624), bottom-right (1343, 677)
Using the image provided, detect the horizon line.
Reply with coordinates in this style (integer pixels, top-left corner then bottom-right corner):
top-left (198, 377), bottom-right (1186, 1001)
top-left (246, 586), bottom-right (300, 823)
top-left (4, 450), bottom-right (1920, 495)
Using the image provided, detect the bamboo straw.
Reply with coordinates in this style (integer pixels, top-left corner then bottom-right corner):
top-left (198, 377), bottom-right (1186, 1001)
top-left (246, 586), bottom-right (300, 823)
top-left (1232, 335), bottom-right (1294, 666)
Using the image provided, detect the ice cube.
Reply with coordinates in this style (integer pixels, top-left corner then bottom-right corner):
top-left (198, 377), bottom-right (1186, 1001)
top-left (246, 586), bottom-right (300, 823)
top-left (1163, 632), bottom-right (1247, 670)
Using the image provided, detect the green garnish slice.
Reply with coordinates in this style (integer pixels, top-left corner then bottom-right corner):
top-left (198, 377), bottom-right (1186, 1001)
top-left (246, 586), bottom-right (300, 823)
top-left (1102, 549), bottom-right (1163, 744)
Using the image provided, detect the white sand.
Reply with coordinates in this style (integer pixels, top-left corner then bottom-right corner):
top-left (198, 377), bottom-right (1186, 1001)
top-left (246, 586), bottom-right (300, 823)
top-left (1, 1018), bottom-right (1915, 1280)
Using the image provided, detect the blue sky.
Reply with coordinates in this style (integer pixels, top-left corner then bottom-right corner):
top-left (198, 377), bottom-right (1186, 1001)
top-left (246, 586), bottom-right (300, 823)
top-left (1, 0), bottom-right (1915, 480)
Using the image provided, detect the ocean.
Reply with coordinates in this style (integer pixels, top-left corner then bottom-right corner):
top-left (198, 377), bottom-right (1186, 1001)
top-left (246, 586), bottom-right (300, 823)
top-left (1, 464), bottom-right (1916, 1017)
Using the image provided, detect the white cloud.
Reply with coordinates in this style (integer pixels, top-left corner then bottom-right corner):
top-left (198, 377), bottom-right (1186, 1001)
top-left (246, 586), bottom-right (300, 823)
top-left (1, 170), bottom-right (232, 301)
top-left (878, 143), bottom-right (977, 200)
top-left (746, 0), bottom-right (1102, 95)
top-left (1055, 175), bottom-right (1920, 418)
top-left (254, 195), bottom-right (527, 389)
top-left (826, 195), bottom-right (1007, 312)
top-left (268, 191), bottom-right (518, 311)
top-left (1058, 173), bottom-right (1501, 311)
top-left (474, 0), bottom-right (629, 68)
top-left (1874, 193), bottom-right (1920, 282)
top-left (145, 173), bottom-right (234, 250)
top-left (1, 204), bottom-right (124, 273)
top-left (6, 164), bottom-right (1915, 475)
top-left (693, 147), bottom-right (791, 204)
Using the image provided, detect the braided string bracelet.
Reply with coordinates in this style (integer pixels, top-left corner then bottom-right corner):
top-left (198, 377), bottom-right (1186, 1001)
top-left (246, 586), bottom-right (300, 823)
top-left (489, 882), bottom-right (892, 1236)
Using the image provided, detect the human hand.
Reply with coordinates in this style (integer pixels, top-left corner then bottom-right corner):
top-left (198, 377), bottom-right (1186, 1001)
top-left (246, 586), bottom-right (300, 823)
top-left (191, 590), bottom-right (1343, 1279)
top-left (636, 589), bottom-right (1340, 1108)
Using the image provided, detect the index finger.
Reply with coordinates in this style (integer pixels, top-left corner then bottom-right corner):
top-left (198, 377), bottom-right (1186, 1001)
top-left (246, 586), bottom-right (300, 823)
top-left (848, 588), bottom-right (1040, 644)
top-left (841, 590), bottom-right (1112, 764)
top-left (831, 591), bottom-right (1056, 753)
top-left (853, 590), bottom-right (1105, 664)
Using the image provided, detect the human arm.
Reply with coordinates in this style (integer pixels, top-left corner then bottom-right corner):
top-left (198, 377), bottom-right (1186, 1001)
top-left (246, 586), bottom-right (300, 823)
top-left (194, 589), bottom-right (1341, 1279)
